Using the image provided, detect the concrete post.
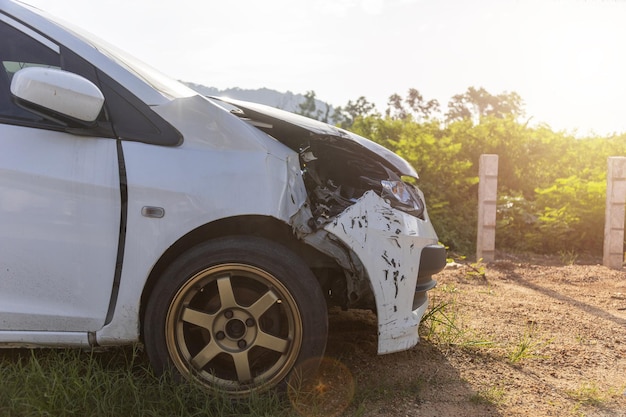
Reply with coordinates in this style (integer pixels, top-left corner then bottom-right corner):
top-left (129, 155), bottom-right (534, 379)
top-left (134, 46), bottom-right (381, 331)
top-left (477, 154), bottom-right (499, 262)
top-left (603, 156), bottom-right (626, 269)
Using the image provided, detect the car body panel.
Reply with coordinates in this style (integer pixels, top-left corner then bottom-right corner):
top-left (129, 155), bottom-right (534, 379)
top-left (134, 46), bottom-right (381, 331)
top-left (320, 191), bottom-right (438, 353)
top-left (0, 124), bottom-right (120, 332)
top-left (0, 330), bottom-right (91, 347)
top-left (95, 96), bottom-right (307, 344)
top-left (213, 97), bottom-right (419, 179)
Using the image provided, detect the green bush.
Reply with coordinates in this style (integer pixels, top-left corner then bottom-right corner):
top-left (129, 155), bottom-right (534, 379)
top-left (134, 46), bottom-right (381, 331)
top-left (349, 112), bottom-right (626, 257)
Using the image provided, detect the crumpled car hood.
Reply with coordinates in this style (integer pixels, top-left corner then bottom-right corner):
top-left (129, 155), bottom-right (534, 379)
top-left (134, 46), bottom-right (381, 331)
top-left (210, 97), bottom-right (418, 179)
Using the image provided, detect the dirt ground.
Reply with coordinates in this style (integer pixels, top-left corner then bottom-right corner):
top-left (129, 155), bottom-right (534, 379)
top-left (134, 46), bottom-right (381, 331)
top-left (315, 254), bottom-right (626, 417)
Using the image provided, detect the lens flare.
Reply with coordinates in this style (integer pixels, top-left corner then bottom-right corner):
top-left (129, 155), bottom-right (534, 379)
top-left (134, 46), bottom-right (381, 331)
top-left (288, 357), bottom-right (355, 417)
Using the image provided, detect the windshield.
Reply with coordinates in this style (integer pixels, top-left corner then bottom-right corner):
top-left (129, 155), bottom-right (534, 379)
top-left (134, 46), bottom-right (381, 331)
top-left (40, 8), bottom-right (195, 99)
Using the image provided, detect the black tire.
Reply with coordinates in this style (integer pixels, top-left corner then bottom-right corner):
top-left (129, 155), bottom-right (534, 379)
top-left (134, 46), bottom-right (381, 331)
top-left (143, 236), bottom-right (328, 397)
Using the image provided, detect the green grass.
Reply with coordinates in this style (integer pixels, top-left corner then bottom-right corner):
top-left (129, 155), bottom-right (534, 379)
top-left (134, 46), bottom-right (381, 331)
top-left (464, 259), bottom-right (487, 280)
top-left (507, 324), bottom-right (552, 364)
top-left (469, 386), bottom-right (506, 406)
top-left (558, 250), bottom-right (579, 265)
top-left (420, 299), bottom-right (494, 349)
top-left (565, 381), bottom-right (625, 408)
top-left (567, 382), bottom-right (605, 407)
top-left (0, 346), bottom-right (293, 417)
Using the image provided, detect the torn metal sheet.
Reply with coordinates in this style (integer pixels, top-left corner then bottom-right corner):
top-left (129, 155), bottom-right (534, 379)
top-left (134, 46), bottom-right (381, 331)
top-left (303, 190), bottom-right (440, 354)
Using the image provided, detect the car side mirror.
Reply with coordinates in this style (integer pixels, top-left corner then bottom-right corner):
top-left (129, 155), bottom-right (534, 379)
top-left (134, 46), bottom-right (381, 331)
top-left (10, 67), bottom-right (105, 126)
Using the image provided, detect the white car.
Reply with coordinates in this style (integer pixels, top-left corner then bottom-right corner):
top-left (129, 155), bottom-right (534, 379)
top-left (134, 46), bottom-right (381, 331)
top-left (0, 0), bottom-right (446, 396)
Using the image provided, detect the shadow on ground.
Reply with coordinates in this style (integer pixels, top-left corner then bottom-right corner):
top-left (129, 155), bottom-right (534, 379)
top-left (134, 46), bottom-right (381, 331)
top-left (324, 308), bottom-right (502, 417)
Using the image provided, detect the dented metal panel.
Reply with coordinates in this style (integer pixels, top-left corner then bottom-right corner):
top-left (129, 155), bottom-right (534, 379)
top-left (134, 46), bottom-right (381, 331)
top-left (301, 191), bottom-right (439, 354)
top-left (95, 97), bottom-right (308, 345)
top-left (211, 97), bottom-right (419, 178)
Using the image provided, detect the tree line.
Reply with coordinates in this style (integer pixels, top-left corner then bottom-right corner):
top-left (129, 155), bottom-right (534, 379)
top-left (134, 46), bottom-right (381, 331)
top-left (297, 88), bottom-right (626, 257)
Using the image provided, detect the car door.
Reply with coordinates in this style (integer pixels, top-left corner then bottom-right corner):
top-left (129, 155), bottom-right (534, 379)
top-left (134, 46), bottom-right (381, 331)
top-left (0, 18), bottom-right (120, 332)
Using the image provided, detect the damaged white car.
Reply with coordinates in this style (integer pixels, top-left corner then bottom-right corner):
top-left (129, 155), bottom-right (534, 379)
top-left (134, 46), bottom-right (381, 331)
top-left (0, 0), bottom-right (446, 396)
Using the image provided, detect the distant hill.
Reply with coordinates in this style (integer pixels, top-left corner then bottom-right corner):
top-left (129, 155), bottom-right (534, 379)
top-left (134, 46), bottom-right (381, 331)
top-left (182, 82), bottom-right (334, 118)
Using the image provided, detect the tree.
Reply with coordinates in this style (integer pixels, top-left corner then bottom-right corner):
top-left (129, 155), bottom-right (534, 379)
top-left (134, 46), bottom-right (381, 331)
top-left (386, 93), bottom-right (407, 120)
top-left (336, 96), bottom-right (378, 128)
top-left (445, 87), bottom-right (524, 124)
top-left (293, 86), bottom-right (626, 256)
top-left (296, 90), bottom-right (331, 122)
top-left (386, 88), bottom-right (440, 122)
top-left (406, 88), bottom-right (440, 120)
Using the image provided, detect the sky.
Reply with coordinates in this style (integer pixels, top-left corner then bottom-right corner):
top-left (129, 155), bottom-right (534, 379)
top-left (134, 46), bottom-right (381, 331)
top-left (22, 0), bottom-right (626, 136)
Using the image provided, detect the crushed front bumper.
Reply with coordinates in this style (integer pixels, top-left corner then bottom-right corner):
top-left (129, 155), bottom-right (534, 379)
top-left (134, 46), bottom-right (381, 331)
top-left (321, 191), bottom-right (446, 354)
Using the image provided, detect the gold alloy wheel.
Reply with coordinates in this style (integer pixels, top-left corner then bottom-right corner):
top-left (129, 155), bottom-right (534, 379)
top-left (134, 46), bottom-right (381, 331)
top-left (164, 263), bottom-right (303, 395)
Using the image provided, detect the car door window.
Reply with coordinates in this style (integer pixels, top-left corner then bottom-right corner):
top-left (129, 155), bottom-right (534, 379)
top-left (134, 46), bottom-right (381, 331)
top-left (0, 20), bottom-right (61, 126)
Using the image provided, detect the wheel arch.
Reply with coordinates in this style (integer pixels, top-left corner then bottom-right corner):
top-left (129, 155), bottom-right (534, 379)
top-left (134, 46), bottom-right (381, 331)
top-left (139, 215), bottom-right (338, 336)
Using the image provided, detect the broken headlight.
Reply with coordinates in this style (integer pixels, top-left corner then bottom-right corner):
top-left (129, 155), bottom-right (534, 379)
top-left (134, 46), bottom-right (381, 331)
top-left (381, 180), bottom-right (425, 218)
